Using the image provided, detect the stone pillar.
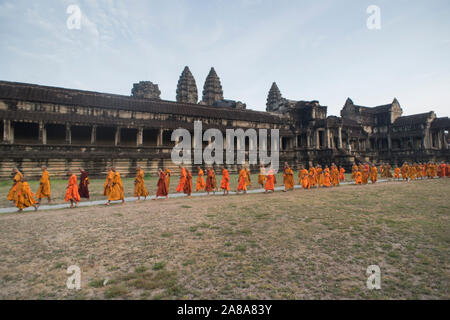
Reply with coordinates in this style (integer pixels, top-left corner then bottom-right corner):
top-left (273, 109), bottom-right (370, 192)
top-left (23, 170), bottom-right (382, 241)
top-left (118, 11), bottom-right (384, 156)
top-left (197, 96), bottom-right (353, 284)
top-left (39, 121), bottom-right (46, 145)
top-left (157, 129), bottom-right (163, 146)
top-left (306, 132), bottom-right (311, 148)
top-left (91, 125), bottom-right (97, 145)
top-left (66, 124), bottom-right (71, 144)
top-left (115, 127), bottom-right (121, 146)
top-left (137, 128), bottom-right (143, 147)
top-left (443, 131), bottom-right (449, 149)
top-left (338, 127), bottom-right (343, 149)
top-left (325, 129), bottom-right (330, 149)
top-left (3, 120), bottom-right (12, 143)
top-left (387, 134), bottom-right (392, 150)
top-left (437, 130), bottom-right (443, 149)
top-left (315, 130), bottom-right (320, 149)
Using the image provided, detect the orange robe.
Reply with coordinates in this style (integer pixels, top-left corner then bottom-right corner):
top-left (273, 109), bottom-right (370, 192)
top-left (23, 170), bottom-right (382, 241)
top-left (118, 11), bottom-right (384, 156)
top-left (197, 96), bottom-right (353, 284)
top-left (362, 167), bottom-right (369, 185)
top-left (183, 171), bottom-right (193, 196)
top-left (65, 174), bottom-right (81, 202)
top-left (351, 165), bottom-right (358, 181)
top-left (317, 168), bottom-right (324, 187)
top-left (103, 170), bottom-right (114, 196)
top-left (237, 169), bottom-right (247, 191)
top-left (401, 165), bottom-right (409, 180)
top-left (176, 167), bottom-right (187, 192)
top-left (205, 169), bottom-right (215, 192)
top-left (408, 166), bottom-right (417, 180)
top-left (220, 169), bottom-right (230, 191)
top-left (165, 169), bottom-right (171, 191)
top-left (323, 169), bottom-right (331, 187)
top-left (339, 168), bottom-right (345, 181)
top-left (258, 168), bottom-right (266, 186)
top-left (283, 167), bottom-right (295, 190)
top-left (15, 182), bottom-right (37, 210)
top-left (134, 169), bottom-right (149, 197)
top-left (355, 172), bottom-right (363, 185)
top-left (265, 171), bottom-right (276, 191)
top-left (36, 170), bottom-right (51, 199)
top-left (196, 169), bottom-right (206, 191)
top-left (108, 172), bottom-right (124, 201)
top-left (299, 169), bottom-right (309, 189)
top-left (245, 168), bottom-right (251, 187)
top-left (370, 166), bottom-right (378, 183)
top-left (308, 168), bottom-right (317, 188)
top-left (394, 168), bottom-right (400, 179)
top-left (7, 171), bottom-right (23, 201)
top-left (156, 172), bottom-right (168, 197)
top-left (331, 167), bottom-right (340, 186)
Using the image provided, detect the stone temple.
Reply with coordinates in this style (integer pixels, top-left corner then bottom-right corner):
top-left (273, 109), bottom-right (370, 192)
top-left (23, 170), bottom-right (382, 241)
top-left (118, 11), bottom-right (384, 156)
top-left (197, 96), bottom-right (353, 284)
top-left (0, 66), bottom-right (449, 179)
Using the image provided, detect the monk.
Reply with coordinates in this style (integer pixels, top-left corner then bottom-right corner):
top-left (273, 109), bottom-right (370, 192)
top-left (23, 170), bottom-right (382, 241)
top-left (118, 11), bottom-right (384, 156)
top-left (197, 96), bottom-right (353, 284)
top-left (106, 167), bottom-right (125, 206)
top-left (236, 167), bottom-right (248, 194)
top-left (220, 167), bottom-right (230, 195)
top-left (323, 167), bottom-right (331, 187)
top-left (65, 170), bottom-right (81, 208)
top-left (103, 167), bottom-right (114, 196)
top-left (78, 168), bottom-right (90, 200)
top-left (355, 170), bottom-right (363, 185)
top-left (134, 166), bottom-right (149, 201)
top-left (401, 163), bottom-right (409, 181)
top-left (15, 178), bottom-right (38, 212)
top-left (7, 168), bottom-right (23, 203)
top-left (245, 167), bottom-right (252, 188)
top-left (283, 162), bottom-right (295, 191)
top-left (258, 165), bottom-right (266, 188)
top-left (299, 166), bottom-right (309, 190)
top-left (316, 165), bottom-right (324, 187)
top-left (205, 167), bottom-right (216, 196)
top-left (415, 163), bottom-right (423, 180)
top-left (439, 162), bottom-right (447, 178)
top-left (394, 166), bottom-right (400, 180)
top-left (36, 166), bottom-right (51, 205)
top-left (361, 165), bottom-right (369, 185)
top-left (176, 166), bottom-right (187, 193)
top-left (331, 164), bottom-right (340, 186)
top-left (309, 166), bottom-right (317, 188)
top-left (183, 169), bottom-right (193, 197)
top-left (339, 167), bottom-right (345, 182)
top-left (211, 168), bottom-right (217, 192)
top-left (408, 164), bottom-right (417, 181)
top-left (351, 163), bottom-right (358, 181)
top-left (264, 167), bottom-right (276, 193)
top-left (154, 169), bottom-right (169, 200)
top-left (165, 168), bottom-right (171, 191)
top-left (370, 165), bottom-right (378, 184)
top-left (196, 167), bottom-right (206, 191)
top-left (385, 163), bottom-right (393, 179)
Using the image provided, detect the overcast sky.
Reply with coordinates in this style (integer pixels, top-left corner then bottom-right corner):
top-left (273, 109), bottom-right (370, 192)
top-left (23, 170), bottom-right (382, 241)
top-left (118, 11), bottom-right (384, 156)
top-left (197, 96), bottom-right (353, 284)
top-left (0, 0), bottom-right (449, 117)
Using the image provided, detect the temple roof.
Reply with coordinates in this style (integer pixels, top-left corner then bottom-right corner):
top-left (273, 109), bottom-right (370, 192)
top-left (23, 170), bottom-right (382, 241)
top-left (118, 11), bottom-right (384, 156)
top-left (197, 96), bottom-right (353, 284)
top-left (392, 112), bottom-right (434, 127)
top-left (0, 80), bottom-right (283, 124)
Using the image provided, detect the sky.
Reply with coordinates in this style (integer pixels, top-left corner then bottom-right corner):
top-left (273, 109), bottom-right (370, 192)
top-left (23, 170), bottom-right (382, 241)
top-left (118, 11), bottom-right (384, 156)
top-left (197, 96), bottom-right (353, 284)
top-left (0, 0), bottom-right (449, 117)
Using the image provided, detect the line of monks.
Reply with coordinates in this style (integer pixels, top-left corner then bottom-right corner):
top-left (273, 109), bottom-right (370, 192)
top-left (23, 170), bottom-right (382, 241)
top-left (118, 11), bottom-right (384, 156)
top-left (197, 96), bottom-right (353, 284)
top-left (5, 162), bottom-right (449, 212)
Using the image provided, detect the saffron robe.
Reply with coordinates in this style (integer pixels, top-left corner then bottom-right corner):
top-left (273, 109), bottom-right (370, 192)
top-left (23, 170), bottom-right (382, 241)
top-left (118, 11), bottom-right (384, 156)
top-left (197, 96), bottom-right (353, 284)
top-left (7, 171), bottom-right (23, 201)
top-left (308, 168), bottom-right (317, 188)
top-left (265, 171), bottom-right (276, 191)
top-left (36, 170), bottom-right (51, 199)
top-left (351, 165), bottom-right (358, 181)
top-left (165, 169), bottom-right (171, 191)
top-left (323, 169), bottom-right (331, 187)
top-left (220, 169), bottom-right (230, 191)
top-left (258, 168), bottom-right (266, 186)
top-left (176, 167), bottom-right (187, 192)
top-left (401, 165), bottom-right (409, 180)
top-left (408, 166), bottom-right (417, 180)
top-left (79, 170), bottom-right (90, 199)
top-left (355, 171), bottom-right (363, 185)
top-left (331, 166), bottom-right (340, 186)
top-left (103, 170), bottom-right (114, 196)
top-left (339, 167), bottom-right (345, 181)
top-left (156, 172), bottom-right (168, 197)
top-left (205, 169), bottom-right (215, 192)
top-left (370, 166), bottom-right (378, 183)
top-left (237, 169), bottom-right (247, 191)
top-left (183, 171), bottom-right (193, 196)
top-left (65, 174), bottom-right (81, 202)
top-left (134, 169), bottom-right (149, 197)
top-left (245, 168), bottom-right (251, 187)
top-left (394, 167), bottom-right (400, 179)
top-left (299, 169), bottom-right (309, 189)
top-left (283, 167), bottom-right (295, 190)
top-left (108, 172), bottom-right (124, 201)
top-left (316, 168), bottom-right (324, 187)
top-left (15, 182), bottom-right (37, 210)
top-left (196, 169), bottom-right (206, 191)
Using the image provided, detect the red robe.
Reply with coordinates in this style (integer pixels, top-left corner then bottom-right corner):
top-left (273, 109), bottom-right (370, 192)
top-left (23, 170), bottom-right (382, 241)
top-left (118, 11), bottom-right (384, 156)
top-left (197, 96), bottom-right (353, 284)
top-left (78, 170), bottom-right (90, 199)
top-left (156, 172), bottom-right (168, 197)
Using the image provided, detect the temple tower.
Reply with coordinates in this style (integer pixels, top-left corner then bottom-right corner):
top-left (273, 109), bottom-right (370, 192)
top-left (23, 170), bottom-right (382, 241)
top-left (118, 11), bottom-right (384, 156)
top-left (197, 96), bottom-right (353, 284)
top-left (201, 67), bottom-right (223, 106)
top-left (266, 82), bottom-right (282, 112)
top-left (176, 66), bottom-right (198, 104)
top-left (131, 81), bottom-right (161, 99)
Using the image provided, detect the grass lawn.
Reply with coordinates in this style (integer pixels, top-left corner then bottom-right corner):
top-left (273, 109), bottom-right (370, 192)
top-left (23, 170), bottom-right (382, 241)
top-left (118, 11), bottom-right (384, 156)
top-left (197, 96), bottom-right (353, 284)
top-left (0, 178), bottom-right (448, 299)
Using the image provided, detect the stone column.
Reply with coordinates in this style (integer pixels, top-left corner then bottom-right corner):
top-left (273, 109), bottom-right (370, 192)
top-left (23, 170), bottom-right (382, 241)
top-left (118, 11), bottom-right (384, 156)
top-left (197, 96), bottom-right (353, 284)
top-left (66, 124), bottom-right (71, 145)
top-left (443, 131), bottom-right (449, 149)
top-left (39, 121), bottom-right (46, 145)
top-left (338, 127), bottom-right (343, 149)
top-left (387, 134), bottom-right (392, 151)
top-left (137, 128), bottom-right (143, 147)
top-left (157, 129), bottom-right (163, 146)
top-left (3, 120), bottom-right (12, 143)
top-left (306, 132), bottom-right (311, 148)
top-left (325, 129), bottom-right (330, 149)
top-left (91, 125), bottom-right (97, 145)
top-left (437, 130), bottom-right (443, 149)
top-left (315, 130), bottom-right (320, 149)
top-left (115, 127), bottom-right (121, 146)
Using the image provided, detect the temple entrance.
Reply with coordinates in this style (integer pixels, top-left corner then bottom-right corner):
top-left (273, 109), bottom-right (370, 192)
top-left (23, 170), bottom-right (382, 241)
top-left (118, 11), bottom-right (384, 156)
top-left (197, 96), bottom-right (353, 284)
top-left (46, 124), bottom-right (66, 144)
top-left (71, 125), bottom-right (91, 145)
top-left (13, 122), bottom-right (39, 144)
top-left (96, 127), bottom-right (115, 146)
top-left (143, 129), bottom-right (158, 146)
top-left (163, 130), bottom-right (174, 147)
top-left (318, 131), bottom-right (325, 149)
top-left (120, 128), bottom-right (137, 146)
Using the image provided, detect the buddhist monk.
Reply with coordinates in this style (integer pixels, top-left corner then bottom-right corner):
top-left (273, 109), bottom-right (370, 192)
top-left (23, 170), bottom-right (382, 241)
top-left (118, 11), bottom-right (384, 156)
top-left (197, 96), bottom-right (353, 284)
top-left (309, 166), bottom-right (317, 188)
top-left (299, 166), bottom-right (309, 190)
top-left (355, 170), bottom-right (363, 185)
top-left (370, 165), bottom-right (378, 184)
top-left (106, 167), bottom-right (125, 206)
top-left (323, 167), bottom-right (331, 187)
top-left (264, 167), bottom-right (276, 193)
top-left (205, 167), bottom-right (216, 196)
top-left (401, 162), bottom-right (409, 181)
top-left (36, 166), bottom-right (51, 205)
top-left (316, 165), bottom-right (324, 187)
top-left (176, 165), bottom-right (187, 193)
top-left (183, 169), bottom-right (193, 197)
top-left (258, 164), bottom-right (266, 188)
top-left (331, 164), bottom-right (340, 186)
top-left (283, 162), bottom-right (295, 191)
top-left (362, 165), bottom-right (369, 185)
top-left (385, 163), bottom-right (393, 179)
top-left (220, 166), bottom-right (230, 195)
top-left (134, 166), bottom-right (149, 201)
top-left (245, 167), bottom-right (252, 188)
top-left (415, 163), bottom-right (423, 180)
top-left (65, 170), bottom-right (81, 208)
top-left (196, 167), bottom-right (206, 191)
top-left (236, 166), bottom-right (248, 194)
top-left (394, 166), bottom-right (400, 180)
top-left (78, 168), bottom-right (90, 200)
top-left (422, 163), bottom-right (427, 179)
top-left (103, 167), bottom-right (114, 196)
top-left (339, 167), bottom-right (345, 182)
top-left (154, 168), bottom-right (169, 200)
top-left (7, 168), bottom-right (23, 203)
top-left (165, 168), bottom-right (171, 191)
top-left (351, 163), bottom-right (358, 181)
top-left (211, 168), bottom-right (217, 192)
top-left (15, 178), bottom-right (38, 212)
